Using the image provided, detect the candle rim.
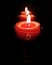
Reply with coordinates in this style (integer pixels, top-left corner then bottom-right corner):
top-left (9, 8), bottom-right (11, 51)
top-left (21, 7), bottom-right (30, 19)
top-left (18, 15), bottom-right (35, 17)
top-left (15, 21), bottom-right (40, 30)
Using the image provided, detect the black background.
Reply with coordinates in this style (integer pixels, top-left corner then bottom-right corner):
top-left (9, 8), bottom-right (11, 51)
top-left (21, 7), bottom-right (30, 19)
top-left (1, 0), bottom-right (49, 64)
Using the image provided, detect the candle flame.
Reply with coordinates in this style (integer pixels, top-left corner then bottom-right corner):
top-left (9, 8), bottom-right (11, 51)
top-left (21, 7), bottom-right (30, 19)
top-left (25, 7), bottom-right (29, 15)
top-left (25, 7), bottom-right (31, 24)
top-left (27, 15), bottom-right (31, 23)
top-left (26, 10), bottom-right (29, 15)
top-left (25, 7), bottom-right (28, 12)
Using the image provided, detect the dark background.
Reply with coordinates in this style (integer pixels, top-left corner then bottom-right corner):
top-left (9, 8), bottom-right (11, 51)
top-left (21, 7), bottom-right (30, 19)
top-left (1, 0), bottom-right (49, 64)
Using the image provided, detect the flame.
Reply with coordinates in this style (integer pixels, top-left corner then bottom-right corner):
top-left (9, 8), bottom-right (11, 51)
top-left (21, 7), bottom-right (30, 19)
top-left (26, 10), bottom-right (29, 15)
top-left (25, 7), bottom-right (28, 12)
top-left (25, 7), bottom-right (29, 15)
top-left (25, 7), bottom-right (31, 24)
top-left (27, 15), bottom-right (31, 23)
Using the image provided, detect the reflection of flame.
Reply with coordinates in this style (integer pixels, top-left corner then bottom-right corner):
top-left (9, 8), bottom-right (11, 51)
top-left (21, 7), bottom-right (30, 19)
top-left (26, 34), bottom-right (31, 40)
top-left (27, 15), bottom-right (31, 23)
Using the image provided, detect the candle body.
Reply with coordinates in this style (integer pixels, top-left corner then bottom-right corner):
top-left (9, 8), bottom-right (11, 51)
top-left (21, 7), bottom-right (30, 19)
top-left (14, 21), bottom-right (40, 40)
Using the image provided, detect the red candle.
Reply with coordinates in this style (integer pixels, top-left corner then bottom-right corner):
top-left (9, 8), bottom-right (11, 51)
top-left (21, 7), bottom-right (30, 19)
top-left (14, 21), bottom-right (40, 40)
top-left (14, 13), bottom-right (40, 40)
top-left (18, 7), bottom-right (36, 21)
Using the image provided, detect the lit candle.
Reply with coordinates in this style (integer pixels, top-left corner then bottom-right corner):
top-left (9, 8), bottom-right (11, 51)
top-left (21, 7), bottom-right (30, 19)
top-left (14, 10), bottom-right (40, 40)
top-left (21, 7), bottom-right (32, 15)
top-left (18, 7), bottom-right (36, 21)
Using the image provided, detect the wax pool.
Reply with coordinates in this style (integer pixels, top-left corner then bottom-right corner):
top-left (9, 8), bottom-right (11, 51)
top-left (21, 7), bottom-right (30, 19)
top-left (14, 21), bottom-right (40, 40)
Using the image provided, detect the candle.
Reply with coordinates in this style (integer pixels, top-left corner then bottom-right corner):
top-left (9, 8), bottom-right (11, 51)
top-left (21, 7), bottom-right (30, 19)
top-left (14, 21), bottom-right (40, 40)
top-left (14, 10), bottom-right (40, 40)
top-left (21, 7), bottom-right (32, 15)
top-left (18, 7), bottom-right (36, 21)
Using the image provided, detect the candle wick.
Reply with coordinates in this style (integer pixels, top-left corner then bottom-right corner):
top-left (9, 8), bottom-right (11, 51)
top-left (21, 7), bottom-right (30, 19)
top-left (27, 23), bottom-right (30, 27)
